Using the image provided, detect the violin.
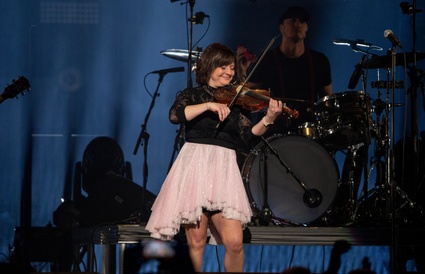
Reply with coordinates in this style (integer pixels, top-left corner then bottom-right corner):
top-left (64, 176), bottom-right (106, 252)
top-left (214, 84), bottom-right (299, 118)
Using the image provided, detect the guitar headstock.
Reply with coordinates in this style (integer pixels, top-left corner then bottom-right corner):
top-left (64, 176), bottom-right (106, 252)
top-left (0, 76), bottom-right (31, 103)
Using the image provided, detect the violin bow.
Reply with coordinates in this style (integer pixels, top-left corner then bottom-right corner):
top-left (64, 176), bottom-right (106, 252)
top-left (216, 33), bottom-right (281, 129)
top-left (228, 33), bottom-right (281, 110)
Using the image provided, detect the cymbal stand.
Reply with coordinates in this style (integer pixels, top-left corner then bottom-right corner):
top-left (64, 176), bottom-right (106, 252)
top-left (186, 0), bottom-right (196, 88)
top-left (365, 85), bottom-right (418, 222)
top-left (167, 0), bottom-right (201, 167)
top-left (362, 62), bottom-right (385, 206)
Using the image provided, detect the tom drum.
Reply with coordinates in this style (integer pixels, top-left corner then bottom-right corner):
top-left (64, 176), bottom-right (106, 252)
top-left (315, 91), bottom-right (372, 150)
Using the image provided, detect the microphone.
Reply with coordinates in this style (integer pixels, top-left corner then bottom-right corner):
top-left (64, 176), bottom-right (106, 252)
top-left (400, 2), bottom-right (423, 14)
top-left (348, 64), bottom-right (362, 89)
top-left (151, 67), bottom-right (185, 74)
top-left (384, 29), bottom-right (403, 48)
top-left (348, 55), bottom-right (366, 89)
top-left (189, 12), bottom-right (209, 24)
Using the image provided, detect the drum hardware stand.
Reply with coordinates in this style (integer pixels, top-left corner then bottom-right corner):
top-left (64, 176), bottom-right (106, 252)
top-left (335, 141), bottom-right (369, 226)
top-left (255, 140), bottom-right (292, 226)
top-left (361, 96), bottom-right (419, 225)
top-left (343, 144), bottom-right (360, 219)
top-left (257, 145), bottom-right (273, 225)
top-left (363, 94), bottom-right (389, 223)
top-left (351, 86), bottom-right (374, 224)
top-left (351, 143), bottom-right (369, 221)
top-left (260, 136), bottom-right (323, 209)
top-left (354, 84), bottom-right (390, 224)
top-left (351, 80), bottom-right (396, 226)
top-left (335, 94), bottom-right (373, 225)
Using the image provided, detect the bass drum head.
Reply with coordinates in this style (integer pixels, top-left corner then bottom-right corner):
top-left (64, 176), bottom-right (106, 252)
top-left (242, 135), bottom-right (339, 225)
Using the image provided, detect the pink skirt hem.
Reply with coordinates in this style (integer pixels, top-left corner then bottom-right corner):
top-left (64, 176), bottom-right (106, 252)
top-left (145, 142), bottom-right (253, 240)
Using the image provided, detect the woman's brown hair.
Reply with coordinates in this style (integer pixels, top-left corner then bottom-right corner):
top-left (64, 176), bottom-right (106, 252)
top-left (195, 43), bottom-right (236, 85)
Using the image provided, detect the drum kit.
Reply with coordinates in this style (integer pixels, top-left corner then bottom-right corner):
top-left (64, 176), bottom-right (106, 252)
top-left (240, 90), bottom-right (375, 227)
top-left (241, 52), bottom-right (425, 228)
top-left (161, 47), bottom-right (425, 227)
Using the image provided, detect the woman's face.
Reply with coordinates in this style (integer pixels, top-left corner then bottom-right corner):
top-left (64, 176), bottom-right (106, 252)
top-left (208, 63), bottom-right (235, 88)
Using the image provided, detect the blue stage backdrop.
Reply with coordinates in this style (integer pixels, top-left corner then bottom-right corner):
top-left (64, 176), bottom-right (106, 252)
top-left (0, 0), bottom-right (424, 273)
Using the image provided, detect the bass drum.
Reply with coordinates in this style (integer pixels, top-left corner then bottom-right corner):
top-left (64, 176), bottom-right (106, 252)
top-left (242, 135), bottom-right (339, 225)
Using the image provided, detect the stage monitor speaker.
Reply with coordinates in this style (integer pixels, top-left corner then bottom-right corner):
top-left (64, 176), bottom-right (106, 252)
top-left (13, 226), bottom-right (67, 262)
top-left (76, 172), bottom-right (156, 227)
top-left (0, 263), bottom-right (35, 274)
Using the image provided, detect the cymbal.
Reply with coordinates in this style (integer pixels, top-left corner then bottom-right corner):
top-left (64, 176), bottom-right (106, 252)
top-left (161, 49), bottom-right (202, 62)
top-left (362, 51), bottom-right (425, 69)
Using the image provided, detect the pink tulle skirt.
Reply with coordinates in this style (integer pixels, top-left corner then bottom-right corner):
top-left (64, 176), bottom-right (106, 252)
top-left (145, 142), bottom-right (253, 240)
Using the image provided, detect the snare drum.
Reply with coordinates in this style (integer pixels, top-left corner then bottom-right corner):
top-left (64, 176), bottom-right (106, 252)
top-left (241, 135), bottom-right (339, 225)
top-left (315, 91), bottom-right (372, 150)
top-left (298, 122), bottom-right (319, 140)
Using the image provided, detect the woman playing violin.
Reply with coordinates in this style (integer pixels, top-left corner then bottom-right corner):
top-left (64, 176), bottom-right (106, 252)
top-left (145, 42), bottom-right (283, 272)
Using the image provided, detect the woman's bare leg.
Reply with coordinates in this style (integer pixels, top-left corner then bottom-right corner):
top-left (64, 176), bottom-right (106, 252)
top-left (210, 213), bottom-right (244, 272)
top-left (184, 213), bottom-right (209, 272)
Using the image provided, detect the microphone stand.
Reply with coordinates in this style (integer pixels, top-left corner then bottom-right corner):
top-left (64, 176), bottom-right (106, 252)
top-left (133, 73), bottom-right (166, 219)
top-left (406, 0), bottom-right (421, 204)
top-left (388, 42), bottom-right (398, 274)
top-left (397, 1), bottom-right (424, 272)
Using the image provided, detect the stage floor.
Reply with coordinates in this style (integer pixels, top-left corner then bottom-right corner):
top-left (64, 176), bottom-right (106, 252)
top-left (82, 223), bottom-right (424, 247)
top-left (69, 223), bottom-right (425, 273)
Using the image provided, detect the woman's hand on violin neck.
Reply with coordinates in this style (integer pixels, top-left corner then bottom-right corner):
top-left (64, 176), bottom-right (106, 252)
top-left (266, 99), bottom-right (283, 120)
top-left (207, 102), bottom-right (231, 121)
top-left (251, 98), bottom-right (283, 136)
